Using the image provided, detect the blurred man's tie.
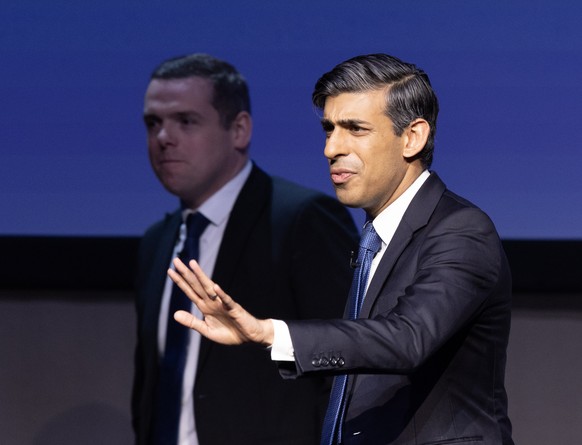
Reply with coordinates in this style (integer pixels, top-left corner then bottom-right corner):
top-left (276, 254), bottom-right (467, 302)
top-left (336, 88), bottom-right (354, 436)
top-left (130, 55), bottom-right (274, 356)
top-left (152, 212), bottom-right (210, 445)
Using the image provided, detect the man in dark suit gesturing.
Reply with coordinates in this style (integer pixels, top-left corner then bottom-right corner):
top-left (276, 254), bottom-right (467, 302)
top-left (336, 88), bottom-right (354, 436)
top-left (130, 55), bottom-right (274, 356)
top-left (132, 54), bottom-right (358, 445)
top-left (168, 54), bottom-right (514, 445)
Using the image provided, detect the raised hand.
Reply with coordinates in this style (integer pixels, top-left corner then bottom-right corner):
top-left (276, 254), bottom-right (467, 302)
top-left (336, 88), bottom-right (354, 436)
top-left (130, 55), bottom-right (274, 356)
top-left (168, 258), bottom-right (274, 346)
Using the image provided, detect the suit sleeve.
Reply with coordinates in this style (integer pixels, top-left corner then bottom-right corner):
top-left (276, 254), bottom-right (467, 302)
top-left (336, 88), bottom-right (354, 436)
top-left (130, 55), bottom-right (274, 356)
top-left (286, 205), bottom-right (509, 377)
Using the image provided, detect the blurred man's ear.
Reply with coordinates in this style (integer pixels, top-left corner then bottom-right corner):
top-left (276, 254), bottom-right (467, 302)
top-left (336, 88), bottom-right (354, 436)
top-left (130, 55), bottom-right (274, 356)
top-left (231, 111), bottom-right (253, 150)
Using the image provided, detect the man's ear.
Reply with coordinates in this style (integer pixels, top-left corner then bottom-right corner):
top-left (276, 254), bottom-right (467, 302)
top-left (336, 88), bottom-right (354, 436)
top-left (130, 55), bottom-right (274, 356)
top-left (231, 111), bottom-right (253, 150)
top-left (403, 118), bottom-right (430, 160)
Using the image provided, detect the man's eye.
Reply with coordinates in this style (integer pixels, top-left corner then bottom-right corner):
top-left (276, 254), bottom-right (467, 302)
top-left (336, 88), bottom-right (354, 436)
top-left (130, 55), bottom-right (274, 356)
top-left (321, 124), bottom-right (334, 136)
top-left (181, 118), bottom-right (195, 125)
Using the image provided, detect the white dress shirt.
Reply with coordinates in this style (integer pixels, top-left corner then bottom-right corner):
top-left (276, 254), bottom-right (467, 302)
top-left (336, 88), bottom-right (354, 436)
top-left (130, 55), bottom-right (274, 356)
top-left (271, 170), bottom-right (430, 361)
top-left (158, 161), bottom-right (252, 445)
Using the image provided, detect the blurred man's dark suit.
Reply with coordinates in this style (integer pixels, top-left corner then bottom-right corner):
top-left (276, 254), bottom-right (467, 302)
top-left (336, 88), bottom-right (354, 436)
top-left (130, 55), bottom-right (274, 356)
top-left (133, 164), bottom-right (359, 445)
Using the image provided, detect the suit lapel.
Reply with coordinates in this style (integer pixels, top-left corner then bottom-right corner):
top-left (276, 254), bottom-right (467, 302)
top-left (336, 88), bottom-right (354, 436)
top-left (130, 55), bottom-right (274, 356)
top-left (197, 165), bottom-right (271, 368)
top-left (152, 212), bottom-right (182, 296)
top-left (141, 211), bottom-right (182, 362)
top-left (154, 210), bottom-right (182, 280)
top-left (211, 165), bottom-right (271, 287)
top-left (360, 173), bottom-right (446, 317)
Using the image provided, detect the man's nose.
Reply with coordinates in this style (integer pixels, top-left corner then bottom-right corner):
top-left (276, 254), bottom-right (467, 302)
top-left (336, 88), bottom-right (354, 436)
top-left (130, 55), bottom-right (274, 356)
top-left (156, 125), bottom-right (175, 147)
top-left (324, 129), bottom-right (345, 160)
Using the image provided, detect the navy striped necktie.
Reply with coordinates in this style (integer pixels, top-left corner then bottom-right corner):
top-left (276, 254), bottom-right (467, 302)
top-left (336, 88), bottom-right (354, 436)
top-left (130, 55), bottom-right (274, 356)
top-left (320, 221), bottom-right (382, 445)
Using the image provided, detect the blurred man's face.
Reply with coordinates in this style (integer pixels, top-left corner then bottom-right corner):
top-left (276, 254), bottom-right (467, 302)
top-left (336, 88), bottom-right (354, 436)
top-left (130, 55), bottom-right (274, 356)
top-left (144, 76), bottom-right (247, 209)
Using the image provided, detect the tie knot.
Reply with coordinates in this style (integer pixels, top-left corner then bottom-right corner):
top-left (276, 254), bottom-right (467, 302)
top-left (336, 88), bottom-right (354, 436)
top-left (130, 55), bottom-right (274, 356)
top-left (360, 221), bottom-right (382, 254)
top-left (185, 212), bottom-right (210, 240)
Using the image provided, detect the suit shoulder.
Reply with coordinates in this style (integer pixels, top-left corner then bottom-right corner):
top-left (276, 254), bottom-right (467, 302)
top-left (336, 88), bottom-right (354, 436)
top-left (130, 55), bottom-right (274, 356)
top-left (271, 176), bottom-right (338, 208)
top-left (435, 189), bottom-right (499, 236)
top-left (440, 188), bottom-right (490, 217)
top-left (271, 176), bottom-right (356, 228)
top-left (442, 188), bottom-right (479, 210)
top-left (272, 176), bottom-right (323, 198)
top-left (141, 209), bottom-right (181, 244)
top-left (270, 176), bottom-right (358, 242)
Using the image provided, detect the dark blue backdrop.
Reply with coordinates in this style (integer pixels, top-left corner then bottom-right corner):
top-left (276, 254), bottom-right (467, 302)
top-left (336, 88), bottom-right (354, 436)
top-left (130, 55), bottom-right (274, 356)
top-left (2, 1), bottom-right (581, 238)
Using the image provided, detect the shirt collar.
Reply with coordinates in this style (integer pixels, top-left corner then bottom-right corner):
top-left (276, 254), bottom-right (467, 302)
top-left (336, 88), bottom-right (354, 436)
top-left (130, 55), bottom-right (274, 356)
top-left (372, 170), bottom-right (431, 247)
top-left (181, 160), bottom-right (253, 227)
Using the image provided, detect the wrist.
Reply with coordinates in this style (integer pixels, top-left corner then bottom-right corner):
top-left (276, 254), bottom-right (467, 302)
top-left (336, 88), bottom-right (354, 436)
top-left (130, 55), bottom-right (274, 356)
top-left (260, 319), bottom-right (275, 346)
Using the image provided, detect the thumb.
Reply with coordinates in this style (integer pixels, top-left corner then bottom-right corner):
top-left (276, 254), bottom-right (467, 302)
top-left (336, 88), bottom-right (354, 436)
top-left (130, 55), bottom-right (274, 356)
top-left (174, 310), bottom-right (201, 332)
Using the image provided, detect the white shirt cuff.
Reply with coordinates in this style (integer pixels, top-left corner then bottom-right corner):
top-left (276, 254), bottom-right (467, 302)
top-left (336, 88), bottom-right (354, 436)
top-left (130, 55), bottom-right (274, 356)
top-left (270, 319), bottom-right (295, 361)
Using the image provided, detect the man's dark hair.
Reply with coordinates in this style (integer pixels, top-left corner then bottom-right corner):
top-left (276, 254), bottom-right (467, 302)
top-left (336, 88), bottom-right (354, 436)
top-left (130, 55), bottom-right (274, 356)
top-left (151, 53), bottom-right (251, 128)
top-left (312, 53), bottom-right (439, 168)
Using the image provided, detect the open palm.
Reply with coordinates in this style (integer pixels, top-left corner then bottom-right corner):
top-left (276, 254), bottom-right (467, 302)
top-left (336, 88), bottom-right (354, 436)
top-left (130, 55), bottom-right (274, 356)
top-left (168, 258), bottom-right (274, 346)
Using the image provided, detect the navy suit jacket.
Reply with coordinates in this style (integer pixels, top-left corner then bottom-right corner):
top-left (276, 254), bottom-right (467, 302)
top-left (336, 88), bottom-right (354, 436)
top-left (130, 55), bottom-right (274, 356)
top-left (285, 173), bottom-right (514, 445)
top-left (132, 165), bottom-right (359, 445)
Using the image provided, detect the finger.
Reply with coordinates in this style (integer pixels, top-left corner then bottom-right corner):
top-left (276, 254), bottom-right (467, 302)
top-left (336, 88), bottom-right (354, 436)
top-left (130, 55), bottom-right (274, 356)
top-left (167, 268), bottom-right (188, 293)
top-left (173, 259), bottom-right (236, 311)
top-left (174, 310), bottom-right (206, 335)
top-left (172, 258), bottom-right (207, 299)
top-left (188, 260), bottom-right (221, 299)
top-left (212, 284), bottom-right (236, 310)
top-left (167, 269), bottom-right (206, 309)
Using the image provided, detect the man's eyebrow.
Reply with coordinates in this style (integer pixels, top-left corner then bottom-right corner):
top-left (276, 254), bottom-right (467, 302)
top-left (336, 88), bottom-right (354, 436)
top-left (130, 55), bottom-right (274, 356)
top-left (320, 118), bottom-right (369, 128)
top-left (320, 118), bottom-right (333, 128)
top-left (173, 110), bottom-right (203, 118)
top-left (143, 110), bottom-right (204, 120)
top-left (143, 112), bottom-right (159, 123)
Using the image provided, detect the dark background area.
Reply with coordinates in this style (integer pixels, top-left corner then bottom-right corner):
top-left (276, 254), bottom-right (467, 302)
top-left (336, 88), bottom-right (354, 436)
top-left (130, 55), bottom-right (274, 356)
top-left (0, 236), bottom-right (581, 445)
top-left (1, 237), bottom-right (581, 294)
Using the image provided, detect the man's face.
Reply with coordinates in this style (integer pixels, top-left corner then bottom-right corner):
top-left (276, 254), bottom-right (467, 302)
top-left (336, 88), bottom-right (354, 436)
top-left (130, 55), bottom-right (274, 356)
top-left (322, 89), bottom-right (413, 218)
top-left (144, 77), bottom-right (246, 209)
